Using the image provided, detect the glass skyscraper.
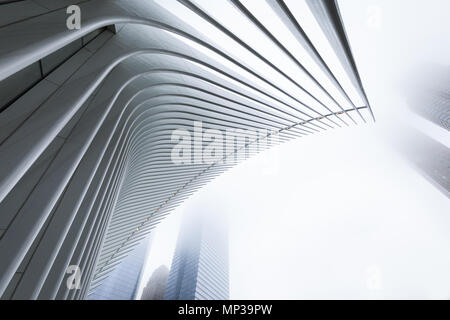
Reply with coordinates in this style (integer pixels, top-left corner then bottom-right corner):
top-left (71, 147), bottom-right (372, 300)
top-left (164, 210), bottom-right (229, 300)
top-left (400, 129), bottom-right (449, 198)
top-left (87, 238), bottom-right (150, 300)
top-left (408, 65), bottom-right (449, 131)
top-left (141, 265), bottom-right (169, 300)
top-left (404, 67), bottom-right (449, 197)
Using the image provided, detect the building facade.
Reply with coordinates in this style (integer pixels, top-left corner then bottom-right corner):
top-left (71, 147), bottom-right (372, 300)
top-left (141, 265), bottom-right (169, 300)
top-left (404, 66), bottom-right (449, 197)
top-left (408, 66), bottom-right (450, 131)
top-left (399, 128), bottom-right (449, 198)
top-left (88, 238), bottom-right (150, 300)
top-left (165, 211), bottom-right (229, 300)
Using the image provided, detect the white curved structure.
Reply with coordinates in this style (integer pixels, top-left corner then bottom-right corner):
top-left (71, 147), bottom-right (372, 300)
top-left (0, 0), bottom-right (373, 299)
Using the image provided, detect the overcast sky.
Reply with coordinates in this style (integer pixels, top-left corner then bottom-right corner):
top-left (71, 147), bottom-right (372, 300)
top-left (137, 0), bottom-right (450, 299)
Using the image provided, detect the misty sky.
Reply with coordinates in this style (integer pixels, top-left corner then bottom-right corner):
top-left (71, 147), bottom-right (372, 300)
top-left (137, 0), bottom-right (450, 299)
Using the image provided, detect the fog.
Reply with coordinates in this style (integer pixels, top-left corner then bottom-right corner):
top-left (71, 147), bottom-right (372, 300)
top-left (138, 0), bottom-right (450, 299)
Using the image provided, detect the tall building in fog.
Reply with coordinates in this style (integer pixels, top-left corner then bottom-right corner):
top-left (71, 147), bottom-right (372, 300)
top-left (141, 265), bottom-right (169, 300)
top-left (404, 66), bottom-right (449, 197)
top-left (164, 211), bottom-right (229, 300)
top-left (398, 128), bottom-right (449, 198)
top-left (88, 238), bottom-right (150, 300)
top-left (408, 65), bottom-right (450, 130)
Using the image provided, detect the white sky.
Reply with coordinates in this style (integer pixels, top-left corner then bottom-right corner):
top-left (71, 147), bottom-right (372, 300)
top-left (136, 0), bottom-right (450, 299)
